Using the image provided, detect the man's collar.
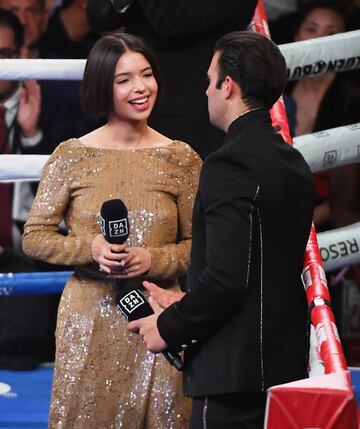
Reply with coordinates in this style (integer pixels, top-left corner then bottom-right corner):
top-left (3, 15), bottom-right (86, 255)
top-left (221, 108), bottom-right (273, 148)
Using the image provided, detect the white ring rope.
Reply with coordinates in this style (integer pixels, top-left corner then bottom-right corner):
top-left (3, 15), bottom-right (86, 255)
top-left (281, 30), bottom-right (360, 80)
top-left (0, 154), bottom-right (48, 182)
top-left (0, 58), bottom-right (85, 80)
top-left (0, 30), bottom-right (358, 80)
top-left (294, 123), bottom-right (360, 173)
top-left (1, 122), bottom-right (359, 182)
top-left (2, 152), bottom-right (360, 273)
top-left (317, 222), bottom-right (360, 272)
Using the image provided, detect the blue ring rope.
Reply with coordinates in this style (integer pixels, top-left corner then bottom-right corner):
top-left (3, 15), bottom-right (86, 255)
top-left (0, 271), bottom-right (72, 296)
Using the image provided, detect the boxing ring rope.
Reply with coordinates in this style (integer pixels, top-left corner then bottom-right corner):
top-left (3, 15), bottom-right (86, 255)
top-left (0, 271), bottom-right (72, 295)
top-left (293, 123), bottom-right (360, 173)
top-left (0, 30), bottom-right (359, 81)
top-left (1, 122), bottom-right (359, 182)
top-left (0, 154), bottom-right (48, 182)
top-left (1, 218), bottom-right (359, 294)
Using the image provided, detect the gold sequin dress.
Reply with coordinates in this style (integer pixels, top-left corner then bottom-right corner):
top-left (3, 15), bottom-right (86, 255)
top-left (22, 138), bottom-right (201, 429)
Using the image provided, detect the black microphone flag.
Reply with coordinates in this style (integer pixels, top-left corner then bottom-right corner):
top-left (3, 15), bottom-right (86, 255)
top-left (99, 199), bottom-right (129, 244)
top-left (117, 286), bottom-right (184, 371)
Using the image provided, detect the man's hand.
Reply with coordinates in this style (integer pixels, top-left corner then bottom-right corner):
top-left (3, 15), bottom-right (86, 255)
top-left (17, 80), bottom-right (41, 138)
top-left (128, 298), bottom-right (167, 353)
top-left (143, 280), bottom-right (185, 309)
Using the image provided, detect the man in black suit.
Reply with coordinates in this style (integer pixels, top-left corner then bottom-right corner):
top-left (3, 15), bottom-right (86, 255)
top-left (86, 0), bottom-right (257, 159)
top-left (129, 32), bottom-right (315, 428)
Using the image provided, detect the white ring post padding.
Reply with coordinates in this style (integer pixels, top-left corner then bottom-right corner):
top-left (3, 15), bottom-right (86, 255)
top-left (0, 154), bottom-right (48, 182)
top-left (294, 123), bottom-right (360, 173)
top-left (317, 222), bottom-right (360, 272)
top-left (282, 30), bottom-right (360, 80)
top-left (0, 31), bottom-right (359, 80)
top-left (0, 58), bottom-right (85, 80)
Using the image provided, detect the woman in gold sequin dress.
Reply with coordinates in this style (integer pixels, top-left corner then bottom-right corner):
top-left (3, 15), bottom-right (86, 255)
top-left (22, 33), bottom-right (201, 428)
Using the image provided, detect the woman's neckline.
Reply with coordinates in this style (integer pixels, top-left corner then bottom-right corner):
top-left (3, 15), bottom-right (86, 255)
top-left (75, 137), bottom-right (178, 152)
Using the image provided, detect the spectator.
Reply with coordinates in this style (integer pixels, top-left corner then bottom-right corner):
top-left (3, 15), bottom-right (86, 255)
top-left (0, 0), bottom-right (97, 158)
top-left (39, 0), bottom-right (98, 59)
top-left (0, 7), bottom-right (42, 248)
top-left (0, 0), bottom-right (48, 58)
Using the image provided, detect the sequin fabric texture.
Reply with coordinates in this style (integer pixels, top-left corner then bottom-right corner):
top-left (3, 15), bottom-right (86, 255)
top-left (23, 139), bottom-right (202, 429)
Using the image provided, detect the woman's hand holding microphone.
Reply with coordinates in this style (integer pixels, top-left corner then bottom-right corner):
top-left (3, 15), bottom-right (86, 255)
top-left (91, 234), bottom-right (151, 277)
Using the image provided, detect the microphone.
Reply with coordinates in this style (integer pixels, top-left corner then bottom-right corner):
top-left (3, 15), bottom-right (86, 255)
top-left (98, 199), bottom-right (130, 280)
top-left (116, 286), bottom-right (184, 371)
top-left (99, 199), bottom-right (130, 244)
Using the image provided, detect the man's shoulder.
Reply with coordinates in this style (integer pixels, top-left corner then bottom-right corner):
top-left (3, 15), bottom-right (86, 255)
top-left (200, 148), bottom-right (258, 201)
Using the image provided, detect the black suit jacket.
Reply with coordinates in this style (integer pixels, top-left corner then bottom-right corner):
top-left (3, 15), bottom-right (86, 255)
top-left (158, 109), bottom-right (315, 397)
top-left (87, 0), bottom-right (257, 158)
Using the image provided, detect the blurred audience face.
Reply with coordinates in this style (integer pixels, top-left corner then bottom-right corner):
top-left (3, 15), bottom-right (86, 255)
top-left (295, 7), bottom-right (345, 41)
top-left (0, 23), bottom-right (19, 100)
top-left (0, 0), bottom-right (48, 49)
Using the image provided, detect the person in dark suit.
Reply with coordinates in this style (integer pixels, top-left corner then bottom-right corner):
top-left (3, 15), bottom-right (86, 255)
top-left (0, 0), bottom-right (97, 157)
top-left (129, 31), bottom-right (315, 428)
top-left (86, 0), bottom-right (257, 159)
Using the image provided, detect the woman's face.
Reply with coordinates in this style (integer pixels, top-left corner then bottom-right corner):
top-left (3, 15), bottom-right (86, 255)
top-left (295, 7), bottom-right (345, 41)
top-left (112, 50), bottom-right (158, 122)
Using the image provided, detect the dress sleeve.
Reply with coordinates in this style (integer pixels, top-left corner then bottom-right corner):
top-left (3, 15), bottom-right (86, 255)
top-left (22, 144), bottom-right (96, 266)
top-left (145, 147), bottom-right (202, 281)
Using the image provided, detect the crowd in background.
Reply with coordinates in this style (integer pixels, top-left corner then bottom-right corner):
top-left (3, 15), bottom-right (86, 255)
top-left (0, 0), bottom-right (359, 370)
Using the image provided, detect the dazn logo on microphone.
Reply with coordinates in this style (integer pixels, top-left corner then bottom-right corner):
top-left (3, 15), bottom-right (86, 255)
top-left (109, 218), bottom-right (128, 238)
top-left (118, 290), bottom-right (145, 318)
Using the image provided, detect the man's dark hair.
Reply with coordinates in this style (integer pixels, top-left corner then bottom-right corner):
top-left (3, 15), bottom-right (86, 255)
top-left (214, 31), bottom-right (287, 110)
top-left (0, 8), bottom-right (24, 51)
top-left (81, 32), bottom-right (161, 120)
